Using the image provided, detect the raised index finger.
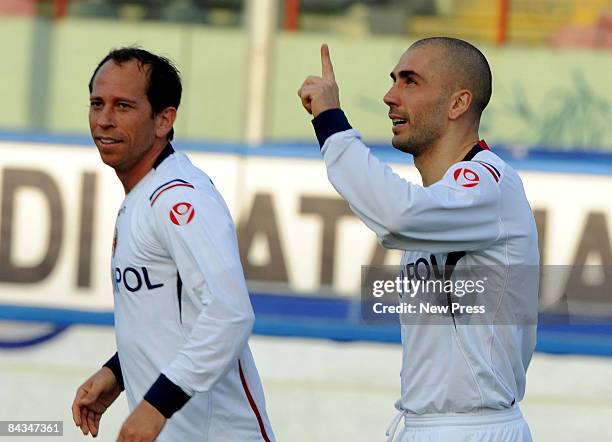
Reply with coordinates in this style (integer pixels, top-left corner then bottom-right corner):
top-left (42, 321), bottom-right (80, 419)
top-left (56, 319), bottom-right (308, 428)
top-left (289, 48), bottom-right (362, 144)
top-left (320, 43), bottom-right (335, 81)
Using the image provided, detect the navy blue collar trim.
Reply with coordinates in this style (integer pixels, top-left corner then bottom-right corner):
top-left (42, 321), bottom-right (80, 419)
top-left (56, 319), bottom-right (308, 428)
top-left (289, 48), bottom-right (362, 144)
top-left (153, 143), bottom-right (175, 169)
top-left (463, 145), bottom-right (482, 161)
top-left (463, 141), bottom-right (488, 161)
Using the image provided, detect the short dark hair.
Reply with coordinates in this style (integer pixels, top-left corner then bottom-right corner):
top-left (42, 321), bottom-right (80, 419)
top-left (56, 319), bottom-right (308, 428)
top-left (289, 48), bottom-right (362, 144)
top-left (89, 47), bottom-right (182, 140)
top-left (410, 37), bottom-right (492, 120)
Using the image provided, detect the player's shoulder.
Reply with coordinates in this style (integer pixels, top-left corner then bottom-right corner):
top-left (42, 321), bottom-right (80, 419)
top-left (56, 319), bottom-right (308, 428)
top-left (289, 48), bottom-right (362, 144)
top-left (147, 153), bottom-right (233, 231)
top-left (153, 150), bottom-right (213, 185)
top-left (148, 151), bottom-right (216, 209)
top-left (443, 149), bottom-right (507, 190)
top-left (472, 149), bottom-right (527, 189)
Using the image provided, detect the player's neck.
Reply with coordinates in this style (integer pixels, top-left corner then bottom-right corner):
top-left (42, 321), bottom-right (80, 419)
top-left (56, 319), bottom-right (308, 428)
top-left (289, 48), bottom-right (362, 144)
top-left (117, 141), bottom-right (167, 194)
top-left (414, 130), bottom-right (479, 187)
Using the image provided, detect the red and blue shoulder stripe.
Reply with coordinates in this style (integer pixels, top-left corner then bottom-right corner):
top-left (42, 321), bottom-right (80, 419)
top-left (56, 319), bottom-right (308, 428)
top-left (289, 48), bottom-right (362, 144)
top-left (149, 179), bottom-right (194, 206)
top-left (474, 160), bottom-right (501, 182)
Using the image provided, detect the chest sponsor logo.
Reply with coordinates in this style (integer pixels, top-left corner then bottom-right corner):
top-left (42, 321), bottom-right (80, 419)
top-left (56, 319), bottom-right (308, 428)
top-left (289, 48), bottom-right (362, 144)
top-left (401, 254), bottom-right (466, 284)
top-left (170, 202), bottom-right (195, 226)
top-left (453, 167), bottom-right (479, 188)
top-left (113, 266), bottom-right (164, 293)
top-left (402, 255), bottom-right (444, 281)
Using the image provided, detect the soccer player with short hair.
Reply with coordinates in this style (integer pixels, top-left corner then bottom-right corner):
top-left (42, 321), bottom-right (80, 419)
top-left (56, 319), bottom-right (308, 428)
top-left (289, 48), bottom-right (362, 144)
top-left (71, 47), bottom-right (274, 442)
top-left (298, 38), bottom-right (539, 442)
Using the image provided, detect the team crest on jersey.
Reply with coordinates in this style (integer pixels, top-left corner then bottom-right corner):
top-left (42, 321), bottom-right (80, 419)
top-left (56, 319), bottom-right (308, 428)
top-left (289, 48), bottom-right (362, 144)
top-left (170, 202), bottom-right (195, 226)
top-left (453, 167), bottom-right (479, 188)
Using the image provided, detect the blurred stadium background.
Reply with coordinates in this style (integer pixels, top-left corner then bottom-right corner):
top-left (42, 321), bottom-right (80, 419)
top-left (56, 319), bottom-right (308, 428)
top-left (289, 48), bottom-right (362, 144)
top-left (1, 0), bottom-right (612, 440)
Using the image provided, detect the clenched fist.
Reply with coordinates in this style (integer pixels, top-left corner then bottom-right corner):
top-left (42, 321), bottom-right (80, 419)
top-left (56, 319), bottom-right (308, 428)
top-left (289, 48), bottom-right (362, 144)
top-left (298, 44), bottom-right (341, 117)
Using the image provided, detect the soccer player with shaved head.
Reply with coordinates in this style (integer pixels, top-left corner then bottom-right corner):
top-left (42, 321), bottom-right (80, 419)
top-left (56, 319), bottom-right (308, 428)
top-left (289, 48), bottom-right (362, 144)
top-left (299, 38), bottom-right (538, 442)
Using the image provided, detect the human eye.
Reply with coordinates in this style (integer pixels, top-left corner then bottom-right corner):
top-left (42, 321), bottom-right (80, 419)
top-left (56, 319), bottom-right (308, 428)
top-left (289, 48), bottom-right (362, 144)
top-left (117, 102), bottom-right (132, 110)
top-left (89, 100), bottom-right (102, 109)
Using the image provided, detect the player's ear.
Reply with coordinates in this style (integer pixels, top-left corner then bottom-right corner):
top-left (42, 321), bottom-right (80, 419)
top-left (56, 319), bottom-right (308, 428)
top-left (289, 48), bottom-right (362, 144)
top-left (448, 89), bottom-right (472, 121)
top-left (155, 107), bottom-right (177, 139)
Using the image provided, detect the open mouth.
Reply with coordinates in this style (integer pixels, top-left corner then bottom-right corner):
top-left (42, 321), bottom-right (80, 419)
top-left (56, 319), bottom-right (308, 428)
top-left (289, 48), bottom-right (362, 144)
top-left (390, 117), bottom-right (408, 134)
top-left (97, 137), bottom-right (123, 146)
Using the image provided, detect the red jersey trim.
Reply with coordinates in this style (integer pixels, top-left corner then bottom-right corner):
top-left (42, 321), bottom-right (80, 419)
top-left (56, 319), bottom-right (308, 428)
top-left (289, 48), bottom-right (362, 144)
top-left (475, 161), bottom-right (500, 182)
top-left (238, 359), bottom-right (271, 442)
top-left (478, 139), bottom-right (490, 150)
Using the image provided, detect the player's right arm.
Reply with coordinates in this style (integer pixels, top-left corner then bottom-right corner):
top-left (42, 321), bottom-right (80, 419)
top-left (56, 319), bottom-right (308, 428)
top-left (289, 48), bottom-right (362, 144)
top-left (140, 180), bottom-right (255, 419)
top-left (317, 121), bottom-right (501, 253)
top-left (71, 356), bottom-right (123, 438)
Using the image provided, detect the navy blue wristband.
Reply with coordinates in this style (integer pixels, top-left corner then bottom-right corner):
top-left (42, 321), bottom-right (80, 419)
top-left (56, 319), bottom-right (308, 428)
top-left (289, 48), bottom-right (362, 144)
top-left (103, 352), bottom-right (125, 391)
top-left (144, 374), bottom-right (191, 419)
top-left (312, 108), bottom-right (352, 148)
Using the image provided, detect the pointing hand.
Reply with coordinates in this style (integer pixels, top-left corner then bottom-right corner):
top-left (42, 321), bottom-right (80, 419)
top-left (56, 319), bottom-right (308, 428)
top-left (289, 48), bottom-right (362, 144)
top-left (297, 44), bottom-right (341, 117)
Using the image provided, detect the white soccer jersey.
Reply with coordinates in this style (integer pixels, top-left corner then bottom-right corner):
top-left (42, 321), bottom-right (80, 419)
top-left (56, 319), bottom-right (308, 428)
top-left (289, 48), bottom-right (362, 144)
top-left (313, 110), bottom-right (539, 418)
top-left (107, 144), bottom-right (274, 442)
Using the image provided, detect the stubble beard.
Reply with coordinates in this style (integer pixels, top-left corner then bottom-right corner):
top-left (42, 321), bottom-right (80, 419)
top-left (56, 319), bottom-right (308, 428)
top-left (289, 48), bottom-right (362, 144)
top-left (392, 118), bottom-right (445, 158)
top-left (391, 98), bottom-right (447, 157)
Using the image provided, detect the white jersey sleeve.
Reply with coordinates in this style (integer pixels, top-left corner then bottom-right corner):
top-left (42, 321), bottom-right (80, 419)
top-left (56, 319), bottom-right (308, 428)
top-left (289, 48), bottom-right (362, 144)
top-left (148, 181), bottom-right (254, 397)
top-left (321, 128), bottom-right (501, 253)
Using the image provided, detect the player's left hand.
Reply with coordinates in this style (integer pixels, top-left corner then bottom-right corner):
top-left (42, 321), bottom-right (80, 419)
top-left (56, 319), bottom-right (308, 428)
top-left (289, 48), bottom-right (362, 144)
top-left (116, 400), bottom-right (166, 442)
top-left (298, 43), bottom-right (341, 117)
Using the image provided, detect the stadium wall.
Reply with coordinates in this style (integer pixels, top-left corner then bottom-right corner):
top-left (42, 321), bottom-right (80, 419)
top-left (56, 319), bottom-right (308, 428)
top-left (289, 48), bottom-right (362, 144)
top-left (0, 136), bottom-right (611, 356)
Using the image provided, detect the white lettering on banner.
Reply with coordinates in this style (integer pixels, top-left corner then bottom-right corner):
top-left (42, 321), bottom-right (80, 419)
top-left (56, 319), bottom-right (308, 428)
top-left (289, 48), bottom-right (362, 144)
top-left (0, 141), bottom-right (612, 310)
